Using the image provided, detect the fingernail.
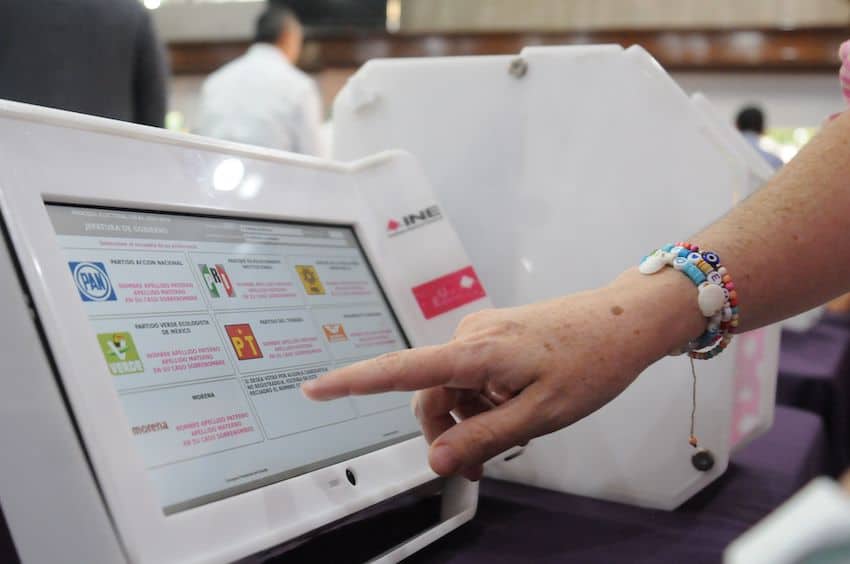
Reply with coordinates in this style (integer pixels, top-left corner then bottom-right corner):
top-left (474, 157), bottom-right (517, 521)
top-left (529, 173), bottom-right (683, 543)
top-left (430, 445), bottom-right (460, 475)
top-left (462, 465), bottom-right (484, 482)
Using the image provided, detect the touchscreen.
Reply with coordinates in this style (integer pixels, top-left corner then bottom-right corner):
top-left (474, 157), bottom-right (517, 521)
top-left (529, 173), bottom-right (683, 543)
top-left (47, 204), bottom-right (418, 514)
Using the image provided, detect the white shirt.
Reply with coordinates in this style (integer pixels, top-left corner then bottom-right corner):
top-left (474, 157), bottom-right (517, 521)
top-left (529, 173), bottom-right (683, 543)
top-left (197, 44), bottom-right (325, 156)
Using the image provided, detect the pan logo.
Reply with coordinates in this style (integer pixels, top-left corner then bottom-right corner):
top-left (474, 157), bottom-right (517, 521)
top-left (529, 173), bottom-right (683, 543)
top-left (387, 205), bottom-right (443, 237)
top-left (199, 264), bottom-right (236, 298)
top-left (69, 261), bottom-right (117, 302)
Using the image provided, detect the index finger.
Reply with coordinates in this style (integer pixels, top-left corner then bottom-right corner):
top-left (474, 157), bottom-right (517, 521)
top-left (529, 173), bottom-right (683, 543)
top-left (302, 342), bottom-right (474, 401)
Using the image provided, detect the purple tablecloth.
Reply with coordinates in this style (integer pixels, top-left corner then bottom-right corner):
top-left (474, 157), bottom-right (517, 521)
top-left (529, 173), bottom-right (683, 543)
top-left (778, 314), bottom-right (850, 473)
top-left (407, 405), bottom-right (826, 564)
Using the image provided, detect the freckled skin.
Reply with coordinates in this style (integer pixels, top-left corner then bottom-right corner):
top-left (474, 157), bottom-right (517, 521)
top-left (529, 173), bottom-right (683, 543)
top-left (611, 305), bottom-right (624, 316)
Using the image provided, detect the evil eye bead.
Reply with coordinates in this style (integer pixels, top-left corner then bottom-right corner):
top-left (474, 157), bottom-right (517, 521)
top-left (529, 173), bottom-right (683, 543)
top-left (707, 271), bottom-right (723, 285)
top-left (673, 257), bottom-right (688, 270)
top-left (687, 252), bottom-right (702, 264)
top-left (701, 251), bottom-right (720, 268)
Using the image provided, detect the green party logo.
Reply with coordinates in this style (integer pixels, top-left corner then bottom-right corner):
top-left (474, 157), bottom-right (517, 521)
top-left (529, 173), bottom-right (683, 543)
top-left (98, 332), bottom-right (144, 376)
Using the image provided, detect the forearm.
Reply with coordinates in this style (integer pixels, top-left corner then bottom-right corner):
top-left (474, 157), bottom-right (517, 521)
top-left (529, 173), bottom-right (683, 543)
top-left (692, 111), bottom-right (850, 331)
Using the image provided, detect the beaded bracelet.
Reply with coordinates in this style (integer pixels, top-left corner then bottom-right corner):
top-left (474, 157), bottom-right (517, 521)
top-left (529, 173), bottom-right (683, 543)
top-left (640, 243), bottom-right (741, 450)
top-left (639, 242), bottom-right (739, 360)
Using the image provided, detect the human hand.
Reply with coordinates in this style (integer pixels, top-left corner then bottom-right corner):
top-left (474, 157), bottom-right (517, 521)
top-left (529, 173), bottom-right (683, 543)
top-left (303, 268), bottom-right (704, 480)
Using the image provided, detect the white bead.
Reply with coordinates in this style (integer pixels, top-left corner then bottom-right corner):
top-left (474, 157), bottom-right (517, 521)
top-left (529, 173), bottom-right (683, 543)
top-left (698, 283), bottom-right (726, 316)
top-left (718, 266), bottom-right (728, 276)
top-left (721, 306), bottom-right (733, 322)
top-left (707, 271), bottom-right (723, 285)
top-left (707, 312), bottom-right (722, 331)
top-left (657, 251), bottom-right (675, 262)
top-left (673, 257), bottom-right (688, 270)
top-left (639, 255), bottom-right (666, 274)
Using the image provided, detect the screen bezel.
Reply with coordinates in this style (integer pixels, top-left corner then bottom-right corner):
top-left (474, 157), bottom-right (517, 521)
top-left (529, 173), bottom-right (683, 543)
top-left (46, 201), bottom-right (417, 515)
top-left (0, 103), bottom-right (454, 564)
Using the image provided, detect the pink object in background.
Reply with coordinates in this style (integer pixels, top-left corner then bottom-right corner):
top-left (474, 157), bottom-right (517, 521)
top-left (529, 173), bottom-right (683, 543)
top-left (731, 329), bottom-right (768, 446)
top-left (840, 40), bottom-right (850, 106)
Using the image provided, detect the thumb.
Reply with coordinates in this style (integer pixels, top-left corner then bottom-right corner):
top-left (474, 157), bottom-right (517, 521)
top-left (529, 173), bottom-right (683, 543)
top-left (427, 383), bottom-right (553, 476)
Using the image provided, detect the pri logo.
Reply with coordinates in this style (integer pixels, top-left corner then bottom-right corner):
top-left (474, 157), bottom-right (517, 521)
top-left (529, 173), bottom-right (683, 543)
top-left (295, 265), bottom-right (326, 295)
top-left (322, 324), bottom-right (349, 343)
top-left (199, 264), bottom-right (236, 298)
top-left (97, 332), bottom-right (144, 375)
top-left (386, 205), bottom-right (442, 237)
top-left (225, 324), bottom-right (263, 360)
top-left (69, 262), bottom-right (117, 302)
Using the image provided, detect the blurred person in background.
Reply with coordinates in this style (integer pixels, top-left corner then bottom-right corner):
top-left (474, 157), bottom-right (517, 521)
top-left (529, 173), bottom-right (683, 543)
top-left (196, 5), bottom-right (325, 157)
top-left (736, 105), bottom-right (784, 170)
top-left (0, 0), bottom-right (168, 127)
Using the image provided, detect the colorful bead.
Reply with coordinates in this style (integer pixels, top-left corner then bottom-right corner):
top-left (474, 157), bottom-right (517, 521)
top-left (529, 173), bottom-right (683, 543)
top-left (701, 251), bottom-right (720, 267)
top-left (682, 263), bottom-right (707, 285)
top-left (697, 261), bottom-right (713, 274)
top-left (640, 242), bottom-right (737, 361)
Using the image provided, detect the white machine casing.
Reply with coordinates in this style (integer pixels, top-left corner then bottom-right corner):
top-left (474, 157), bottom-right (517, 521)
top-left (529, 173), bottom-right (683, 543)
top-left (0, 100), bottom-right (490, 564)
top-left (333, 44), bottom-right (780, 509)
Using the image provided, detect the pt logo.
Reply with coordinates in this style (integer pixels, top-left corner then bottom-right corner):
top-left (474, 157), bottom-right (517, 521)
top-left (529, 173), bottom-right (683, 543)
top-left (97, 332), bottom-right (144, 375)
top-left (199, 264), bottom-right (236, 298)
top-left (69, 262), bottom-right (117, 302)
top-left (225, 324), bottom-right (263, 360)
top-left (387, 205), bottom-right (442, 237)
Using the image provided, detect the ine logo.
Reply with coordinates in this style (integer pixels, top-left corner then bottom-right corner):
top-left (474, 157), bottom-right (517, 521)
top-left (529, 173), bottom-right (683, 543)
top-left (69, 261), bottom-right (117, 302)
top-left (386, 205), bottom-right (443, 237)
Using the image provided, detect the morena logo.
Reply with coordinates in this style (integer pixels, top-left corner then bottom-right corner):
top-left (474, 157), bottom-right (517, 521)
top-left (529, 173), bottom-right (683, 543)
top-left (387, 205), bottom-right (443, 237)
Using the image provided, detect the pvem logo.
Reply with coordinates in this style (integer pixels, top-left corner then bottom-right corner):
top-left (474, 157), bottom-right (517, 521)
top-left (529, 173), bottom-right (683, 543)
top-left (69, 261), bottom-right (117, 302)
top-left (386, 205), bottom-right (443, 237)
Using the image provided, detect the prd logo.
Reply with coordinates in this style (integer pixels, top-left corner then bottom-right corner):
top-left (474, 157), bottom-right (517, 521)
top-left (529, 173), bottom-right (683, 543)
top-left (97, 332), bottom-right (144, 375)
top-left (69, 262), bottom-right (117, 302)
top-left (225, 324), bottom-right (263, 360)
top-left (199, 264), bottom-right (236, 298)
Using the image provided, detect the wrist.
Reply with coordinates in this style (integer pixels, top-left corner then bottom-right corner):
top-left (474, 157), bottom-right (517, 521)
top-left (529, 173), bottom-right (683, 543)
top-left (607, 267), bottom-right (707, 365)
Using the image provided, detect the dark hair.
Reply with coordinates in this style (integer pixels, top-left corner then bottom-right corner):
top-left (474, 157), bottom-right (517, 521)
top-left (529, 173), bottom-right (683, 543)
top-left (255, 6), bottom-right (300, 44)
top-left (736, 106), bottom-right (765, 134)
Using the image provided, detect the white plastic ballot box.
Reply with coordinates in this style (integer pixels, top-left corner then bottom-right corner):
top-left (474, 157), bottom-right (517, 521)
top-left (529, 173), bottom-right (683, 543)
top-left (0, 100), bottom-right (491, 564)
top-left (333, 44), bottom-right (781, 510)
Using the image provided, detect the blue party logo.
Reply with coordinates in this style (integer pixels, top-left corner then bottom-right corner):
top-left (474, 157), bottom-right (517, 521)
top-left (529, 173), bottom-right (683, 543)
top-left (69, 262), bottom-right (117, 302)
